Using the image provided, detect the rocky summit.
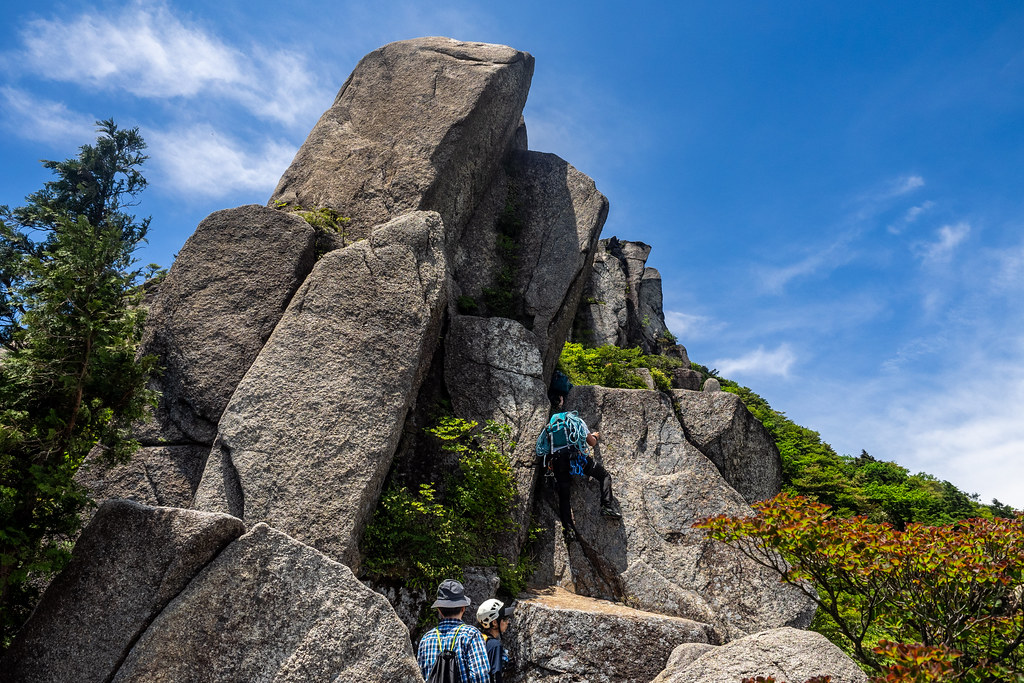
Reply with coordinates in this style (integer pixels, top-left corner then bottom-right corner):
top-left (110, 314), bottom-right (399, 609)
top-left (8, 37), bottom-right (868, 682)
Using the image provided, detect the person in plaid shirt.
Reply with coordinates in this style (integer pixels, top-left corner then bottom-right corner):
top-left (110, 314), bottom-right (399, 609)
top-left (417, 579), bottom-right (490, 683)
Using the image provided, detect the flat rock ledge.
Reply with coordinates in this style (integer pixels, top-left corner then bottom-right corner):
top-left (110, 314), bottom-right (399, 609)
top-left (506, 587), bottom-right (716, 683)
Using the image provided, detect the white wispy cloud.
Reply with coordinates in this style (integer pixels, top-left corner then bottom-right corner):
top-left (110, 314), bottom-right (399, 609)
top-left (757, 233), bottom-right (860, 294)
top-left (148, 125), bottom-right (296, 197)
top-left (13, 3), bottom-right (330, 127)
top-left (888, 200), bottom-right (935, 235)
top-left (0, 87), bottom-right (96, 145)
top-left (887, 174), bottom-right (925, 197)
top-left (712, 344), bottom-right (796, 378)
top-left (663, 310), bottom-right (725, 341)
top-left (914, 222), bottom-right (971, 265)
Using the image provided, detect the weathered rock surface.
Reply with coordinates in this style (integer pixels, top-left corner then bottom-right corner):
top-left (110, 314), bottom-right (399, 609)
top-left (506, 588), bottom-right (716, 683)
top-left (453, 150), bottom-right (608, 376)
top-left (445, 315), bottom-right (550, 550)
top-left (650, 643), bottom-right (717, 682)
top-left (703, 377), bottom-right (721, 392)
top-left (572, 237), bottom-right (668, 353)
top-left (193, 211), bottom-right (448, 570)
top-left (671, 367), bottom-right (703, 390)
top-left (2, 500), bottom-right (245, 683)
top-left (532, 386), bottom-right (814, 640)
top-left (652, 627), bottom-right (869, 683)
top-left (270, 37), bottom-right (534, 243)
top-left (76, 445), bottom-right (209, 510)
top-left (673, 389), bottom-right (783, 504)
top-left (138, 204), bottom-right (317, 445)
top-left (111, 524), bottom-right (423, 683)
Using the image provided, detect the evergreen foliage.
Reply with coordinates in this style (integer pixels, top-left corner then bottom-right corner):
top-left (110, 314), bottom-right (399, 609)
top-left (0, 121), bottom-right (158, 645)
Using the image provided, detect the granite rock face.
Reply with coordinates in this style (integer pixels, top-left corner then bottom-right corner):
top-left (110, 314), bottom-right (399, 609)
top-left (111, 524), bottom-right (423, 683)
top-left (193, 211), bottom-right (448, 570)
top-left (652, 627), bottom-right (869, 683)
top-left (138, 204), bottom-right (317, 446)
top-left (673, 389), bottom-right (783, 504)
top-left (572, 237), bottom-right (668, 353)
top-left (271, 37), bottom-right (534, 243)
top-left (507, 588), bottom-right (716, 683)
top-left (532, 386), bottom-right (814, 640)
top-left (444, 315), bottom-right (550, 549)
top-left (453, 150), bottom-right (608, 376)
top-left (76, 445), bottom-right (209, 512)
top-left (2, 500), bottom-right (245, 683)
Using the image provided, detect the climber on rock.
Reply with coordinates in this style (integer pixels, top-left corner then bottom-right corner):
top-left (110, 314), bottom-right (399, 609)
top-left (535, 398), bottom-right (621, 544)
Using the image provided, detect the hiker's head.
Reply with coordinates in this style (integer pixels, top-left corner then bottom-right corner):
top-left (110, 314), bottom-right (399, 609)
top-left (432, 578), bottom-right (471, 619)
top-left (477, 598), bottom-right (515, 634)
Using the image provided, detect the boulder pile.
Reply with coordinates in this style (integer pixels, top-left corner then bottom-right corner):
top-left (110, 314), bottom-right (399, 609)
top-left (6, 37), bottom-right (864, 683)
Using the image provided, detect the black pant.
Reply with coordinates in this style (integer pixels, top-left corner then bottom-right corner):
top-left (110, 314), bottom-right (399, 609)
top-left (550, 449), bottom-right (612, 531)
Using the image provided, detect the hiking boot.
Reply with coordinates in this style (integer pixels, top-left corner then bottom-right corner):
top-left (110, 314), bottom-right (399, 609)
top-left (562, 527), bottom-right (578, 544)
top-left (600, 505), bottom-right (622, 519)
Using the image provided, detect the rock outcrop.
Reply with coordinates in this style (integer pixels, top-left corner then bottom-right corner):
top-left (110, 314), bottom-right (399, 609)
top-left (111, 524), bottom-right (423, 683)
top-left (2, 500), bottom-right (246, 683)
top-left (572, 237), bottom-right (669, 353)
top-left (673, 389), bottom-right (783, 504)
top-left (270, 37), bottom-right (534, 243)
top-left (531, 386), bottom-right (814, 640)
top-left (652, 627), bottom-right (869, 683)
top-left (507, 588), bottom-right (717, 683)
top-left (194, 211), bottom-right (447, 570)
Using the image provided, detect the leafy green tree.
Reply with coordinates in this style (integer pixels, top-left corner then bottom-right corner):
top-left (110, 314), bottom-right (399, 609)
top-left (697, 493), bottom-right (1024, 682)
top-left (0, 120), bottom-right (158, 644)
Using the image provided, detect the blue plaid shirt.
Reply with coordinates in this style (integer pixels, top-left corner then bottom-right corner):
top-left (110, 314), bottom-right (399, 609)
top-left (417, 619), bottom-right (490, 683)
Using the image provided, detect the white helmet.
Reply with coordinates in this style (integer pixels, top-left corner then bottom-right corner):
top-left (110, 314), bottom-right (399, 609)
top-left (476, 598), bottom-right (505, 628)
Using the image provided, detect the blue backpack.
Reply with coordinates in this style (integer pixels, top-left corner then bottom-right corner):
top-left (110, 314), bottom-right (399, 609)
top-left (535, 411), bottom-right (589, 459)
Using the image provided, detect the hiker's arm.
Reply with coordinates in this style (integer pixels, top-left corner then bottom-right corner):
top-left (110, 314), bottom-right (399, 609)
top-left (586, 431), bottom-right (599, 447)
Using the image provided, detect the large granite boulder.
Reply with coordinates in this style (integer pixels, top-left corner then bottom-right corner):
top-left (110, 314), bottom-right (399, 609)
top-left (532, 386), bottom-right (814, 640)
top-left (673, 389), bottom-right (783, 504)
top-left (506, 588), bottom-right (716, 683)
top-left (2, 500), bottom-right (245, 683)
top-left (453, 150), bottom-right (608, 376)
top-left (270, 37), bottom-right (534, 243)
top-left (139, 204), bottom-right (317, 445)
top-left (572, 237), bottom-right (668, 353)
top-left (193, 211), bottom-right (448, 570)
top-left (652, 627), bottom-right (869, 683)
top-left (111, 524), bottom-right (423, 683)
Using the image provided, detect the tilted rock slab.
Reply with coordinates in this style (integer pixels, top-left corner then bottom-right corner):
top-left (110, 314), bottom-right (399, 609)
top-left (533, 386), bottom-right (814, 640)
top-left (139, 204), bottom-right (317, 445)
top-left (111, 524), bottom-right (423, 683)
top-left (270, 37), bottom-right (534, 243)
top-left (652, 627), bottom-right (868, 683)
top-left (673, 389), bottom-right (783, 504)
top-left (454, 150), bottom-right (608, 376)
top-left (194, 211), bottom-right (448, 570)
top-left (506, 587), bottom-right (716, 683)
top-left (2, 500), bottom-right (245, 683)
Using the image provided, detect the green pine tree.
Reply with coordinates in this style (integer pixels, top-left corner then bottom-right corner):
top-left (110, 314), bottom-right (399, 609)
top-left (0, 120), bottom-right (158, 645)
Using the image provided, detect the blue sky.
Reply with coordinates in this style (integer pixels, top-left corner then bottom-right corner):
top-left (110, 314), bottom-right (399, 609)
top-left (3, 1), bottom-right (1023, 507)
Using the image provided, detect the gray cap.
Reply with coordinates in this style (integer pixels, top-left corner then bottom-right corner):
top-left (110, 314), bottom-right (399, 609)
top-left (431, 579), bottom-right (471, 608)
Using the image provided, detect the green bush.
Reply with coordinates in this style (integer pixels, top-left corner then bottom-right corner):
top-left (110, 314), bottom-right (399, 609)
top-left (559, 342), bottom-right (682, 391)
top-left (361, 418), bottom-right (518, 591)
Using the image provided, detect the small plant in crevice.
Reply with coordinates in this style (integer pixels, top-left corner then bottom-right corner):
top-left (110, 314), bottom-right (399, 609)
top-left (273, 200), bottom-right (353, 253)
top-left (360, 418), bottom-right (518, 591)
